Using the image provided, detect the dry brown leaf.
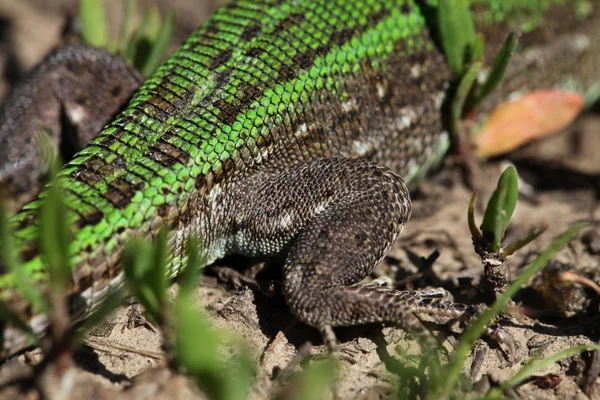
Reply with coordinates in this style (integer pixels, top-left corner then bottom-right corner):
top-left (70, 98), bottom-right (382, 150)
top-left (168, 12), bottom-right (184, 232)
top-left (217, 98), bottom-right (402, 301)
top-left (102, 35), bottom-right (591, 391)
top-left (475, 90), bottom-right (584, 157)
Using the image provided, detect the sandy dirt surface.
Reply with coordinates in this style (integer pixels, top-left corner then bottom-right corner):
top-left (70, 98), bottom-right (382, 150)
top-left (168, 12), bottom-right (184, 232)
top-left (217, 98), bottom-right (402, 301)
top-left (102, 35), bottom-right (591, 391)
top-left (0, 1), bottom-right (599, 399)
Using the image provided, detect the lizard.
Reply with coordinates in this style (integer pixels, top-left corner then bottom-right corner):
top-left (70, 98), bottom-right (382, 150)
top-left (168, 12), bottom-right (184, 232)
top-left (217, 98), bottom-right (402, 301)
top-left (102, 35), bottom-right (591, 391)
top-left (0, 0), bottom-right (598, 361)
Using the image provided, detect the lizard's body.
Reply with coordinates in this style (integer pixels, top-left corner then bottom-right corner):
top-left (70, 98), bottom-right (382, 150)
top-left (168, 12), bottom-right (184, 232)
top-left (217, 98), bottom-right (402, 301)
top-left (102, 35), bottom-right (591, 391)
top-left (0, 0), bottom-right (598, 359)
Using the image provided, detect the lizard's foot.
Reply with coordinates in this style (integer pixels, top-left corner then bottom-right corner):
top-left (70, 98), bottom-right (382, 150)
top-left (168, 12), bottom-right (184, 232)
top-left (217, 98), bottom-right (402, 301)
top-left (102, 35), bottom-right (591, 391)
top-left (401, 290), bottom-right (517, 362)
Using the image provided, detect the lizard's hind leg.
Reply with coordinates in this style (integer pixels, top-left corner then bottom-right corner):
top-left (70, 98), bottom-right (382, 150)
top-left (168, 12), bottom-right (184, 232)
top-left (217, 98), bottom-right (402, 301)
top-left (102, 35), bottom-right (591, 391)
top-left (223, 157), bottom-right (510, 357)
top-left (224, 157), bottom-right (499, 352)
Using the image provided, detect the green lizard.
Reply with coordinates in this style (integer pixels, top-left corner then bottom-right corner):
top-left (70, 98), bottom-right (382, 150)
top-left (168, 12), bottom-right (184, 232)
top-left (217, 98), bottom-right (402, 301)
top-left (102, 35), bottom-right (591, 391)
top-left (0, 0), bottom-right (598, 360)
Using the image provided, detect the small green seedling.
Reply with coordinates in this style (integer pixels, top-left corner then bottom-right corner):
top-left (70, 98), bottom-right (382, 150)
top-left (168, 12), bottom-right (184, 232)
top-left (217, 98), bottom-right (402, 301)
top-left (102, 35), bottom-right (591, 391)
top-left (435, 221), bottom-right (588, 399)
top-left (468, 166), bottom-right (546, 294)
top-left (469, 166), bottom-right (545, 258)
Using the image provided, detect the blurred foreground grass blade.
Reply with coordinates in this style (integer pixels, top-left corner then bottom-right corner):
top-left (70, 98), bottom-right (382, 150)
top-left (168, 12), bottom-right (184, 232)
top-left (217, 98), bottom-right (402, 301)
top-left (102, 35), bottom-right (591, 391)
top-left (125, 6), bottom-right (159, 67)
top-left (38, 143), bottom-right (71, 291)
top-left (126, 5), bottom-right (173, 75)
top-left (221, 346), bottom-right (254, 400)
top-left (119, 0), bottom-right (137, 55)
top-left (471, 33), bottom-right (484, 62)
top-left (0, 302), bottom-right (38, 344)
top-left (438, 221), bottom-right (589, 398)
top-left (0, 204), bottom-right (39, 345)
top-left (289, 358), bottom-right (338, 400)
top-left (79, 0), bottom-right (109, 48)
top-left (40, 184), bottom-right (71, 294)
top-left (148, 230), bottom-right (168, 306)
top-left (175, 241), bottom-right (254, 400)
top-left (122, 232), bottom-right (168, 324)
top-left (0, 208), bottom-right (49, 315)
top-left (174, 298), bottom-right (228, 400)
top-left (178, 238), bottom-right (201, 297)
top-left (139, 9), bottom-right (176, 76)
top-left (32, 128), bottom-right (58, 169)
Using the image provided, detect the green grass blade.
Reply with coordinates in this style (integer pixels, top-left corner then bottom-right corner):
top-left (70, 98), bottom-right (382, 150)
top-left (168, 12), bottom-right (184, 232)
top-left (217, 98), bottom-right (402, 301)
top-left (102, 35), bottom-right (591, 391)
top-left (501, 225), bottom-right (547, 259)
top-left (221, 345), bottom-right (255, 400)
top-left (0, 208), bottom-right (49, 315)
top-left (148, 230), bottom-right (168, 306)
top-left (39, 153), bottom-right (71, 294)
top-left (450, 61), bottom-right (481, 148)
top-left (475, 32), bottom-right (520, 107)
top-left (122, 239), bottom-right (162, 322)
top-left (438, 0), bottom-right (476, 76)
top-left (178, 238), bottom-right (201, 297)
top-left (79, 0), bottom-right (109, 48)
top-left (472, 33), bottom-right (485, 62)
top-left (32, 128), bottom-right (58, 169)
top-left (452, 61), bottom-right (482, 122)
top-left (119, 0), bottom-right (137, 55)
top-left (139, 9), bottom-right (175, 77)
top-left (40, 189), bottom-right (71, 293)
top-left (174, 299), bottom-right (225, 399)
top-left (126, 6), bottom-right (161, 71)
top-left (0, 208), bottom-right (20, 283)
